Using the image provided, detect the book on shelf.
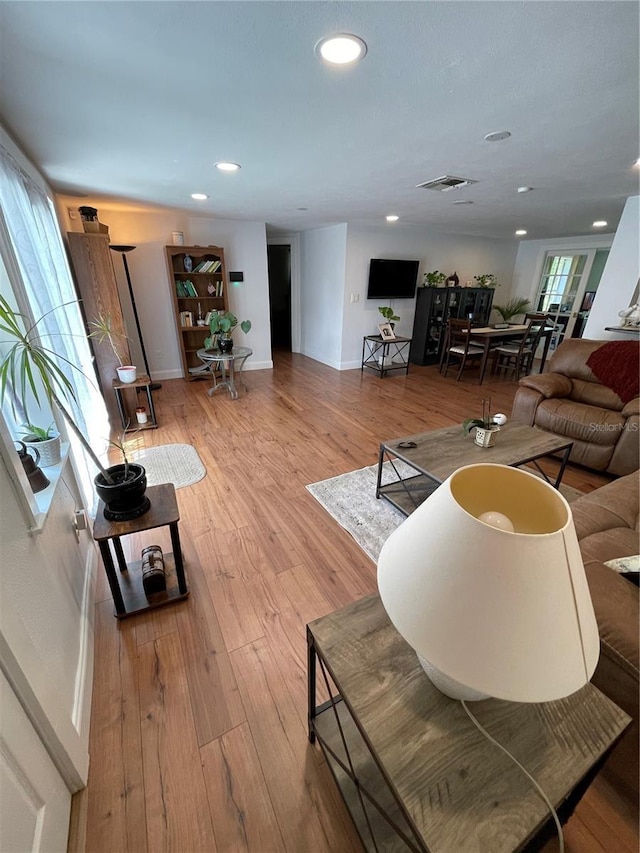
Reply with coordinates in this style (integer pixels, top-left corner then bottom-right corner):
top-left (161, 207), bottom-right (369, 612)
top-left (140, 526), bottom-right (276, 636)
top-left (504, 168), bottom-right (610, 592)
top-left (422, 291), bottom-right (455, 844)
top-left (192, 260), bottom-right (210, 273)
top-left (208, 260), bottom-right (221, 273)
top-left (184, 279), bottom-right (198, 297)
top-left (175, 280), bottom-right (186, 297)
top-left (179, 311), bottom-right (194, 327)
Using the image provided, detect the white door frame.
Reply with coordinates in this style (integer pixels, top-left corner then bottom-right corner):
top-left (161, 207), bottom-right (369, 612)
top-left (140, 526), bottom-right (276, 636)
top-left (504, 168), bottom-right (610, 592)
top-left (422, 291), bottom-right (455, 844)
top-left (532, 247), bottom-right (598, 343)
top-left (266, 234), bottom-right (301, 353)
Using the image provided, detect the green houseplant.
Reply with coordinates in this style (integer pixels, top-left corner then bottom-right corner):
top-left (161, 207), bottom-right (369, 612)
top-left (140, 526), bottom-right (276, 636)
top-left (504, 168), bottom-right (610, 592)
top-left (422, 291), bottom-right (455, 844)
top-left (492, 298), bottom-right (531, 324)
top-left (422, 271), bottom-right (447, 288)
top-left (205, 311), bottom-right (251, 353)
top-left (474, 274), bottom-right (498, 289)
top-left (88, 313), bottom-right (137, 383)
top-left (462, 398), bottom-right (507, 448)
top-left (0, 296), bottom-right (148, 518)
top-left (378, 306), bottom-right (400, 325)
top-left (18, 421), bottom-right (62, 467)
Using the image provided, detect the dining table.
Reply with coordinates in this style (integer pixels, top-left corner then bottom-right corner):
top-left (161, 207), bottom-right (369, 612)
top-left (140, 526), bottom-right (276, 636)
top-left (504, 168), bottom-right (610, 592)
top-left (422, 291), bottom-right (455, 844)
top-left (455, 323), bottom-right (556, 384)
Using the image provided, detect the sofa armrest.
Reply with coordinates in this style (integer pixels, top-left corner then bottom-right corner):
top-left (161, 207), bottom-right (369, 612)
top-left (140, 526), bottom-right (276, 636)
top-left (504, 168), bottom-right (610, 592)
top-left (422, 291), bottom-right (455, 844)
top-left (518, 372), bottom-right (573, 398)
top-left (622, 397), bottom-right (640, 418)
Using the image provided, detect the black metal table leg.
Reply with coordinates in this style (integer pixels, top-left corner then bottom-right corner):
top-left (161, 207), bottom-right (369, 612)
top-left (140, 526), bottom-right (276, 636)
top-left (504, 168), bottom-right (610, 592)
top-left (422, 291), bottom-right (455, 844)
top-left (307, 626), bottom-right (317, 743)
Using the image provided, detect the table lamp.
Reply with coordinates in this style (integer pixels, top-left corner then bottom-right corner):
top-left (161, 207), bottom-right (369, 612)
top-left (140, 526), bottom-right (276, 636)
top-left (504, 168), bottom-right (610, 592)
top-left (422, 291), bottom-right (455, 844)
top-left (377, 464), bottom-right (599, 702)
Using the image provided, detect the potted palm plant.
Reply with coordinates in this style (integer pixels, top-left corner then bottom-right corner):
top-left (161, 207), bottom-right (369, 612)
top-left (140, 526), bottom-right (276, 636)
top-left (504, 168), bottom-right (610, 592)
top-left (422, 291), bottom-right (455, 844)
top-left (0, 296), bottom-right (148, 520)
top-left (492, 298), bottom-right (531, 328)
top-left (204, 311), bottom-right (251, 353)
top-left (88, 313), bottom-right (137, 383)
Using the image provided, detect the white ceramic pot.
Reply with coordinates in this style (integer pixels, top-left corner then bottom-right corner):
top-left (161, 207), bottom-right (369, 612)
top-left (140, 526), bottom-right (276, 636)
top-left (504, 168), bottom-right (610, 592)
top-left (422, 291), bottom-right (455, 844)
top-left (22, 435), bottom-right (62, 467)
top-left (116, 365), bottom-right (137, 384)
top-left (474, 426), bottom-right (499, 448)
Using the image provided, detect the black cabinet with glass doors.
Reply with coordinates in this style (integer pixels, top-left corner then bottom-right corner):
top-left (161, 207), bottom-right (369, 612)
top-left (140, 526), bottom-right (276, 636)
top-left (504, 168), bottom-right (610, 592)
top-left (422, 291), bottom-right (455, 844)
top-left (409, 286), bottom-right (494, 365)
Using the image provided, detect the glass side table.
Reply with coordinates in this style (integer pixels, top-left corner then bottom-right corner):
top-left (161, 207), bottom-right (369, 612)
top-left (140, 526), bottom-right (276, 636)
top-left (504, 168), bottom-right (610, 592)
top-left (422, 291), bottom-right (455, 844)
top-left (196, 346), bottom-right (253, 400)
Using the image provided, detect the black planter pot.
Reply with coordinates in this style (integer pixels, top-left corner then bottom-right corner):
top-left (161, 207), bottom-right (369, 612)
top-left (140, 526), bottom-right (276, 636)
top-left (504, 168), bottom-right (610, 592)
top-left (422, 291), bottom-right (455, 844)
top-left (94, 463), bottom-right (150, 521)
top-left (218, 336), bottom-right (233, 353)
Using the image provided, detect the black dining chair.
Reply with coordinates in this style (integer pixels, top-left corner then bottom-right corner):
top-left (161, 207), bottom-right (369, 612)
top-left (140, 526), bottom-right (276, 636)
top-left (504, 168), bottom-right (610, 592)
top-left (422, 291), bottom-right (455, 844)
top-left (491, 319), bottom-right (546, 380)
top-left (440, 318), bottom-right (484, 380)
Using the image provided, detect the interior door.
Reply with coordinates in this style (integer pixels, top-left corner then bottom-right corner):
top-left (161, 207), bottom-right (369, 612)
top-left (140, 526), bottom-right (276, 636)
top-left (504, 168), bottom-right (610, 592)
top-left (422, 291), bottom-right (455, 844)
top-left (0, 669), bottom-right (71, 853)
top-left (535, 251), bottom-right (596, 347)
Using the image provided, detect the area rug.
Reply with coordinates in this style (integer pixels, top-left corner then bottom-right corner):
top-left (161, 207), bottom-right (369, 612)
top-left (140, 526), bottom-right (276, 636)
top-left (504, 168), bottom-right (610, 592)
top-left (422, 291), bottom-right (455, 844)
top-left (306, 462), bottom-right (582, 563)
top-left (132, 443), bottom-right (206, 489)
top-left (306, 462), bottom-right (412, 561)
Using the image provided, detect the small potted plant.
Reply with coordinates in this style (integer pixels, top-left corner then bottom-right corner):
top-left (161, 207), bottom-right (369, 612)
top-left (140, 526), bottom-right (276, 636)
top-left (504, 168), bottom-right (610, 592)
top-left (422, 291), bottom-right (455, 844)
top-left (205, 311), bottom-right (251, 353)
top-left (492, 298), bottom-right (531, 328)
top-left (474, 274), bottom-right (498, 289)
top-left (378, 306), bottom-right (400, 329)
top-left (88, 313), bottom-right (137, 383)
top-left (462, 398), bottom-right (507, 448)
top-left (422, 271), bottom-right (447, 288)
top-left (18, 422), bottom-right (62, 467)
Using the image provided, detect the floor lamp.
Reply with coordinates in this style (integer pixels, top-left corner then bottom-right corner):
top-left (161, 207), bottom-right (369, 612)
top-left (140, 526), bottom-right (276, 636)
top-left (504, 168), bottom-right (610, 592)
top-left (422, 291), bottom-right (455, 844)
top-left (109, 245), bottom-right (161, 391)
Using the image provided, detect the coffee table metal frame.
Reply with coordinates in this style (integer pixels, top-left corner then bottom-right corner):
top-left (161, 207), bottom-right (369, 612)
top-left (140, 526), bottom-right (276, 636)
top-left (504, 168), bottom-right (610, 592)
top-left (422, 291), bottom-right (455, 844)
top-left (377, 423), bottom-right (573, 516)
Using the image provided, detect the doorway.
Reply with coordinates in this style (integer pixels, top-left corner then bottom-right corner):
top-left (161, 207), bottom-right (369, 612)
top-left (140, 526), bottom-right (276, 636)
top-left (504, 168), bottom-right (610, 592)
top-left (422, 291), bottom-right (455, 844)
top-left (267, 244), bottom-right (292, 351)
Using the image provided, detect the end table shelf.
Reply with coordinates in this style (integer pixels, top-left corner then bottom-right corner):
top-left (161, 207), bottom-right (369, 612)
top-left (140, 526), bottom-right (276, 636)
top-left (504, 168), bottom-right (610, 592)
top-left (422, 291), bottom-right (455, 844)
top-left (93, 483), bottom-right (189, 618)
top-left (362, 335), bottom-right (411, 378)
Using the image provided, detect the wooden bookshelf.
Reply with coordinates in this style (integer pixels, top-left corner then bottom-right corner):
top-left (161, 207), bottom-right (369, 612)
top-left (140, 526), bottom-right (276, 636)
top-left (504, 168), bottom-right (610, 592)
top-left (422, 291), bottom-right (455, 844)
top-left (164, 245), bottom-right (229, 379)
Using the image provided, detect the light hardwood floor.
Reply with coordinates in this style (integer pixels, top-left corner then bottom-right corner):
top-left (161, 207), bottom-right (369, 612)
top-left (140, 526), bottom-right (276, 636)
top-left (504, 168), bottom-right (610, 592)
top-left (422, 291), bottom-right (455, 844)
top-left (69, 353), bottom-right (638, 853)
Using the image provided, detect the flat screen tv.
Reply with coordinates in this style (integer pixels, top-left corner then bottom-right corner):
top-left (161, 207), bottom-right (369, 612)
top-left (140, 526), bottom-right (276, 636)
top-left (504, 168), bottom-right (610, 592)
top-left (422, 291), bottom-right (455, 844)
top-left (366, 258), bottom-right (419, 299)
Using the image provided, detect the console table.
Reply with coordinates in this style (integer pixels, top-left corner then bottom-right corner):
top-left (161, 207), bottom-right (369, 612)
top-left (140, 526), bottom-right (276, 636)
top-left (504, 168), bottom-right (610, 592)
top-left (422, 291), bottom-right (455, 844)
top-left (307, 594), bottom-right (629, 853)
top-left (362, 335), bottom-right (411, 378)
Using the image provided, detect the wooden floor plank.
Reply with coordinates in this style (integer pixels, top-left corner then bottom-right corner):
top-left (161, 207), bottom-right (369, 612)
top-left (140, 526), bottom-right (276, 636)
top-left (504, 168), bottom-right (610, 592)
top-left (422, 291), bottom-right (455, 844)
top-left (200, 722), bottom-right (285, 852)
top-left (138, 632), bottom-right (217, 852)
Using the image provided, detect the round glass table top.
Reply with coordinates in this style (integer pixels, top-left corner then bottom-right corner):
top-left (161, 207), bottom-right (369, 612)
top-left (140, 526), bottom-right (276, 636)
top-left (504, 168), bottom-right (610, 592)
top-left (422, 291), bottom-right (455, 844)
top-left (197, 346), bottom-right (253, 362)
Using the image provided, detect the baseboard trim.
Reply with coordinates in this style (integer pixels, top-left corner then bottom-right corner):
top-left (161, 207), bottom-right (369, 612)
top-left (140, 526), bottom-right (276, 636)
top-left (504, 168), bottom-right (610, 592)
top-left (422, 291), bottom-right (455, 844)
top-left (71, 541), bottom-right (98, 779)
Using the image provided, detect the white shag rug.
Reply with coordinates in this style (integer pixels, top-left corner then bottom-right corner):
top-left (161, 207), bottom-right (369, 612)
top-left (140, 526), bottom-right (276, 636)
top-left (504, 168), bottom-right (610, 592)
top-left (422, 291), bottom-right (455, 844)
top-left (306, 461), bottom-right (414, 562)
top-left (133, 443), bottom-right (206, 489)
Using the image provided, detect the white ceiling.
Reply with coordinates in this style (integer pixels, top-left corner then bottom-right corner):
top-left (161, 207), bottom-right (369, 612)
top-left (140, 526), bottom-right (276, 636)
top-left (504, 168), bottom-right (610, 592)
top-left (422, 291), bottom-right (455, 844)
top-left (0, 1), bottom-right (638, 240)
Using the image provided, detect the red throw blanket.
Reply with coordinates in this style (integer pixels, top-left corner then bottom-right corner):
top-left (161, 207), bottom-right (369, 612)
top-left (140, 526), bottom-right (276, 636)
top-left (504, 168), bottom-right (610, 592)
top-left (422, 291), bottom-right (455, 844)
top-left (586, 341), bottom-right (640, 403)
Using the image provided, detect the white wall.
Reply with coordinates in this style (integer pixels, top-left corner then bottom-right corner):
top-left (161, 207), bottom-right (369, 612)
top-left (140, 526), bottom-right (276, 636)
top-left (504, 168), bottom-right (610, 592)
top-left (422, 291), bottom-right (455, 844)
top-left (341, 225), bottom-right (519, 368)
top-left (584, 196), bottom-right (639, 339)
top-left (510, 233), bottom-right (614, 306)
top-left (300, 224), bottom-right (348, 368)
top-left (58, 202), bottom-right (273, 377)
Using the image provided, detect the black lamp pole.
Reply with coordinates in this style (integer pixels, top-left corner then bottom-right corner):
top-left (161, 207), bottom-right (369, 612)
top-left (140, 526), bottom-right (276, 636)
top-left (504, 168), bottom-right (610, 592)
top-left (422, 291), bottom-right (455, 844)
top-left (109, 245), bottom-right (161, 391)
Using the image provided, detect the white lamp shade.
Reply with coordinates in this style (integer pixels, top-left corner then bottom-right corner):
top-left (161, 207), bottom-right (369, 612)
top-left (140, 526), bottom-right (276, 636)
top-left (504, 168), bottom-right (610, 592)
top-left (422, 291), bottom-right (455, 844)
top-left (377, 464), bottom-right (600, 702)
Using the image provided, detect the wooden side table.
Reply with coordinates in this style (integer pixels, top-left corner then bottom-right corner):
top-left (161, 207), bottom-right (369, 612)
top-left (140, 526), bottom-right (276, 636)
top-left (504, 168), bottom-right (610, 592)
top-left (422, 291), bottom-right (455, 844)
top-left (308, 594), bottom-right (630, 853)
top-left (93, 483), bottom-right (189, 618)
top-left (112, 373), bottom-right (158, 431)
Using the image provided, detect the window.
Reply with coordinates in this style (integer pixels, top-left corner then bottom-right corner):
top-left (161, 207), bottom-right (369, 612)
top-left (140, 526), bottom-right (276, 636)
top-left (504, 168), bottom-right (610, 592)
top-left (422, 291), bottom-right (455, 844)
top-left (0, 145), bottom-right (110, 517)
top-left (534, 251), bottom-right (599, 349)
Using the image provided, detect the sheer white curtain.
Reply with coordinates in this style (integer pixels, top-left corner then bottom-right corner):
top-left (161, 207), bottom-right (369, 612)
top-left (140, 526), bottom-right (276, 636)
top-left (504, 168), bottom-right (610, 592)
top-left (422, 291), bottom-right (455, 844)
top-left (0, 145), bottom-right (110, 507)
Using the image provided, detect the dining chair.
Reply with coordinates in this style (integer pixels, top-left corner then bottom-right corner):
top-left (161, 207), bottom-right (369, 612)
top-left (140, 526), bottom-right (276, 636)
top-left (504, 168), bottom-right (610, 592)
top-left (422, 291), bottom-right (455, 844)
top-left (440, 318), bottom-right (484, 380)
top-left (491, 319), bottom-right (546, 380)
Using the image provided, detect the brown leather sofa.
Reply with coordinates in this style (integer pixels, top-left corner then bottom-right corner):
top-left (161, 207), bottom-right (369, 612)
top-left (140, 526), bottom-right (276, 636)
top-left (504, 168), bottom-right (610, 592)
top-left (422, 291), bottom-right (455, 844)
top-left (512, 339), bottom-right (639, 475)
top-left (571, 473), bottom-right (639, 805)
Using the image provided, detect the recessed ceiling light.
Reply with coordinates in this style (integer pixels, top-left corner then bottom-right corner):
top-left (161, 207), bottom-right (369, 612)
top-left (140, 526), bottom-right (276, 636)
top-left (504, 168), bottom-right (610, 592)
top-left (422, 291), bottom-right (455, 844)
top-left (593, 220), bottom-right (608, 228)
top-left (215, 162), bottom-right (241, 172)
top-left (452, 200), bottom-right (473, 205)
top-left (191, 193), bottom-right (208, 200)
top-left (515, 229), bottom-right (527, 236)
top-left (484, 131), bottom-right (511, 142)
top-left (386, 215), bottom-right (399, 222)
top-left (517, 186), bottom-right (534, 193)
top-left (297, 207), bottom-right (308, 211)
top-left (315, 34), bottom-right (367, 65)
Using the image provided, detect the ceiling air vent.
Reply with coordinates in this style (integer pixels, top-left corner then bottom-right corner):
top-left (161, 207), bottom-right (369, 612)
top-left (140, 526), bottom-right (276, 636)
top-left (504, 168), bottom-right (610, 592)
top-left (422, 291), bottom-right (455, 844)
top-left (416, 175), bottom-right (478, 192)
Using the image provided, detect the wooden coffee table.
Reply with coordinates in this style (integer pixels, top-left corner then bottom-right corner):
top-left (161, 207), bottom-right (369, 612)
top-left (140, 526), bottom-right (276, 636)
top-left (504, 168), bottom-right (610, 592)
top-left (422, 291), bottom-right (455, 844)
top-left (307, 594), bottom-right (630, 853)
top-left (377, 422), bottom-right (573, 516)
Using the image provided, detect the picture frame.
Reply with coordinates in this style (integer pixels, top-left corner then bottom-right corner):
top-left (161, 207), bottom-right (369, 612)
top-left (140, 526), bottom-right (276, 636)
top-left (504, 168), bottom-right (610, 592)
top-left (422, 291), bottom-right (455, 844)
top-left (378, 322), bottom-right (396, 340)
